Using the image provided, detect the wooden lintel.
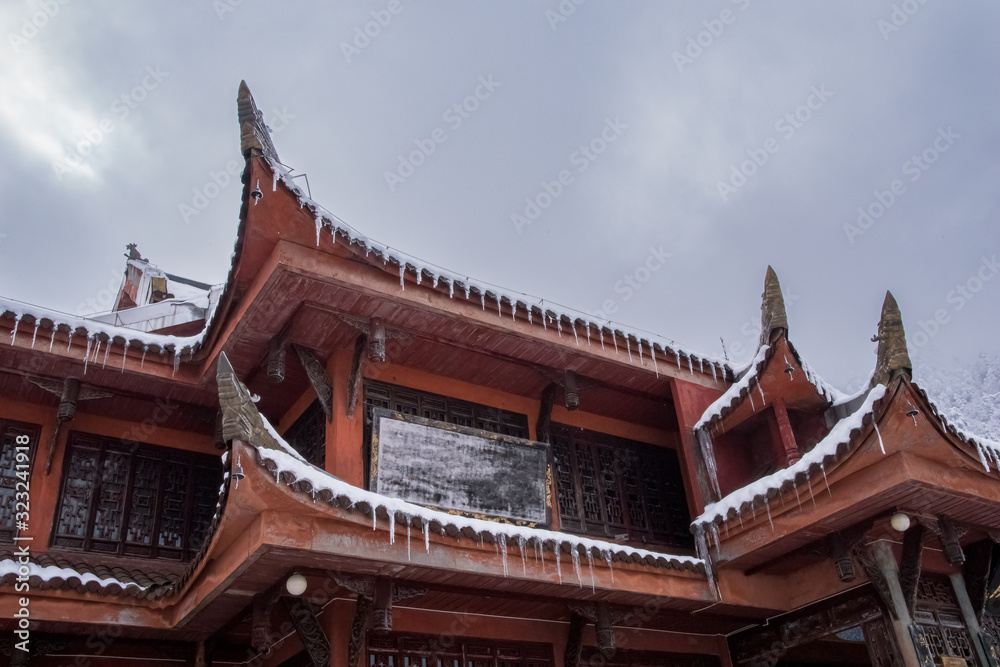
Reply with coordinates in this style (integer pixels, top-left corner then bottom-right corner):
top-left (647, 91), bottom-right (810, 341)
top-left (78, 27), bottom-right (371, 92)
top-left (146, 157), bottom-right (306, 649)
top-left (294, 344), bottom-right (334, 422)
top-left (347, 334), bottom-right (368, 420)
top-left (372, 576), bottom-right (393, 633)
top-left (283, 597), bottom-right (331, 667)
top-left (899, 524), bottom-right (926, 616)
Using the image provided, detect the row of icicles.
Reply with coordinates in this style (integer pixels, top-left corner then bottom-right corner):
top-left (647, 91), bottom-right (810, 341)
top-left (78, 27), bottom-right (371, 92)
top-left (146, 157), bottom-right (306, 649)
top-left (8, 314), bottom-right (185, 376)
top-left (306, 205), bottom-right (727, 384)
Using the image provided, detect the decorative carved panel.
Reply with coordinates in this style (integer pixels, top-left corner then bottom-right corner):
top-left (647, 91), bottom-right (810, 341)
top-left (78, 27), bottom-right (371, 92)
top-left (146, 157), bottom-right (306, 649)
top-left (284, 399), bottom-right (327, 468)
top-left (0, 420), bottom-right (41, 542)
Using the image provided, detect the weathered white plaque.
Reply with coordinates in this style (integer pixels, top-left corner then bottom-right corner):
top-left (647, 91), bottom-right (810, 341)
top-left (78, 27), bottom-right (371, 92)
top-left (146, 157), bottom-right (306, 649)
top-left (371, 408), bottom-right (551, 526)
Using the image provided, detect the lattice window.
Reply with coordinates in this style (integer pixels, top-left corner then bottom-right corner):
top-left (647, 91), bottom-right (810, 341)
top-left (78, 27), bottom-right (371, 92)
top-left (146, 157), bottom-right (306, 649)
top-left (283, 399), bottom-right (326, 468)
top-left (51, 432), bottom-right (223, 560)
top-left (361, 380), bottom-right (529, 487)
top-left (580, 647), bottom-right (720, 667)
top-left (0, 419), bottom-right (41, 543)
top-left (367, 634), bottom-right (550, 667)
top-left (912, 573), bottom-right (981, 665)
top-left (550, 424), bottom-right (693, 549)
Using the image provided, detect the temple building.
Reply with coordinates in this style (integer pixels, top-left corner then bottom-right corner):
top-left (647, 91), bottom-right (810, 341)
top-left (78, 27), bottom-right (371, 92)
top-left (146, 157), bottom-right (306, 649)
top-left (1, 82), bottom-right (999, 667)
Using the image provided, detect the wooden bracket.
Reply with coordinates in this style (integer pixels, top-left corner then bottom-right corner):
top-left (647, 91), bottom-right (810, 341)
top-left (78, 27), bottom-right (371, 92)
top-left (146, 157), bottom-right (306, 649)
top-left (27, 376), bottom-right (111, 475)
top-left (564, 613), bottom-right (587, 667)
top-left (536, 383), bottom-right (557, 444)
top-left (899, 523), bottom-right (926, 616)
top-left (251, 585), bottom-right (284, 654)
top-left (347, 594), bottom-right (373, 667)
top-left (938, 515), bottom-right (967, 566)
top-left (294, 344), bottom-right (334, 422)
top-left (347, 334), bottom-right (367, 420)
top-left (267, 338), bottom-right (287, 384)
top-left (283, 596), bottom-right (331, 667)
top-left (563, 370), bottom-right (579, 411)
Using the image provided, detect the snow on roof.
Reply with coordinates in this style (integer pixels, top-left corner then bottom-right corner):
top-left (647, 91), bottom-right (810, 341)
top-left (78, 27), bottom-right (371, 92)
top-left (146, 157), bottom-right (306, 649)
top-left (241, 408), bottom-right (704, 582)
top-left (914, 383), bottom-right (1000, 473)
top-left (693, 384), bottom-right (888, 528)
top-left (265, 158), bottom-right (732, 384)
top-left (0, 557), bottom-right (149, 593)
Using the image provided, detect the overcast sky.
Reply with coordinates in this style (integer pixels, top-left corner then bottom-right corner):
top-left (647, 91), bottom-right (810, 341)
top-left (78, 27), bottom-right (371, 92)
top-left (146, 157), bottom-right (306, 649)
top-left (1, 1), bottom-right (998, 393)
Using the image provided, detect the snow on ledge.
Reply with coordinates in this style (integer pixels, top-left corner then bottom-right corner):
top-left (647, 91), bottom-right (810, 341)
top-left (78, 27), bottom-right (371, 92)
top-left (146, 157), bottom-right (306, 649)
top-left (693, 384), bottom-right (888, 528)
top-left (695, 345), bottom-right (770, 430)
top-left (0, 558), bottom-right (148, 592)
top-left (239, 418), bottom-right (703, 582)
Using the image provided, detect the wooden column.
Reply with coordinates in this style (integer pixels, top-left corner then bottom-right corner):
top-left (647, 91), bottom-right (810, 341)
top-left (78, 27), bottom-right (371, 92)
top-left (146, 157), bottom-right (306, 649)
top-left (854, 540), bottom-right (922, 667)
top-left (770, 398), bottom-right (799, 466)
top-left (949, 573), bottom-right (995, 667)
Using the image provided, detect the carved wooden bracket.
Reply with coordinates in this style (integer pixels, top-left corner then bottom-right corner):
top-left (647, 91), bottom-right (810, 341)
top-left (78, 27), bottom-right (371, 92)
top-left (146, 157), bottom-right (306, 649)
top-left (563, 371), bottom-right (579, 411)
top-left (283, 596), bottom-right (331, 667)
top-left (251, 586), bottom-right (285, 654)
top-left (899, 523), bottom-right (926, 616)
top-left (564, 613), bottom-right (587, 667)
top-left (267, 338), bottom-right (286, 384)
top-left (347, 594), bottom-right (372, 667)
top-left (338, 315), bottom-right (408, 364)
top-left (852, 543), bottom-right (898, 619)
top-left (536, 383), bottom-right (557, 444)
top-left (567, 603), bottom-right (628, 657)
top-left (294, 344), bottom-right (334, 422)
top-left (938, 515), bottom-right (967, 566)
top-left (347, 334), bottom-right (367, 420)
top-left (27, 376), bottom-right (112, 475)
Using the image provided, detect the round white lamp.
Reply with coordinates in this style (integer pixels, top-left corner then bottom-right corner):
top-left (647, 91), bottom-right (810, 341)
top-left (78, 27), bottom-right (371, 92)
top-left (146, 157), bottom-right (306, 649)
top-left (286, 573), bottom-right (308, 596)
top-left (890, 512), bottom-right (910, 532)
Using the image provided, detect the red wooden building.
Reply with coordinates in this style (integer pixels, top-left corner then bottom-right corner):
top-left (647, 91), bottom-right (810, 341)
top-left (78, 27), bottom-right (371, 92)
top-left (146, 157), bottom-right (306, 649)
top-left (1, 83), bottom-right (998, 667)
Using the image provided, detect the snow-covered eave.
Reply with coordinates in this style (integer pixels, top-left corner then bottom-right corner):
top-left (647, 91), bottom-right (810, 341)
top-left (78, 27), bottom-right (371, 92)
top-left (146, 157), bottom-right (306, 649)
top-left (261, 157), bottom-right (732, 384)
top-left (242, 438), bottom-right (704, 576)
top-left (693, 384), bottom-right (889, 528)
top-left (0, 559), bottom-right (151, 597)
top-left (1, 288), bottom-right (223, 366)
top-left (912, 382), bottom-right (1000, 474)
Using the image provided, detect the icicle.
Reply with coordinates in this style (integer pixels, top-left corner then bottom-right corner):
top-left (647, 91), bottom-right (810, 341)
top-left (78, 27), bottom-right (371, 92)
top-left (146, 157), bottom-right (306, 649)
top-left (571, 547), bottom-right (583, 587)
top-left (433, 274), bottom-right (439, 288)
top-left (556, 319), bottom-right (562, 337)
top-left (637, 340), bottom-right (643, 365)
top-left (31, 323), bottom-right (39, 348)
top-left (373, 507), bottom-right (378, 530)
top-left (92, 338), bottom-right (101, 363)
top-left (66, 331), bottom-right (73, 351)
top-left (511, 302), bottom-right (516, 322)
top-left (102, 341), bottom-right (111, 369)
top-left (806, 474), bottom-right (817, 508)
top-left (694, 526), bottom-right (715, 594)
top-left (697, 429), bottom-right (722, 500)
top-left (121, 341), bottom-right (129, 372)
top-left (315, 214), bottom-right (323, 246)
top-left (406, 520), bottom-right (411, 561)
top-left (541, 312), bottom-right (547, 330)
top-left (423, 520), bottom-right (430, 552)
top-left (172, 349), bottom-right (180, 377)
top-left (9, 315), bottom-right (21, 345)
top-left (448, 281), bottom-right (454, 298)
top-left (599, 328), bottom-right (605, 349)
top-left (83, 336), bottom-right (93, 375)
top-left (711, 363), bottom-right (717, 382)
top-left (821, 464), bottom-right (832, 496)
top-left (48, 328), bottom-right (55, 352)
top-left (498, 534), bottom-right (508, 577)
top-left (464, 283), bottom-right (471, 299)
top-left (527, 308), bottom-right (532, 324)
top-left (554, 542), bottom-right (562, 584)
top-left (737, 508), bottom-right (744, 529)
top-left (612, 331), bottom-right (619, 354)
top-left (749, 392), bottom-right (756, 412)
top-left (676, 352), bottom-right (681, 369)
top-left (572, 322), bottom-right (579, 345)
top-left (750, 500), bottom-right (756, 521)
top-left (497, 298), bottom-right (502, 318)
top-left (699, 358), bottom-right (704, 373)
top-left (709, 523), bottom-right (721, 558)
top-left (626, 337), bottom-right (632, 362)
top-left (793, 483), bottom-right (803, 510)
top-left (416, 269), bottom-right (422, 286)
top-left (651, 345), bottom-right (659, 377)
top-left (585, 323), bottom-right (591, 346)
top-left (399, 265), bottom-right (406, 291)
top-left (764, 497), bottom-right (774, 531)
top-left (873, 422), bottom-right (885, 454)
top-left (536, 539), bottom-right (545, 573)
top-left (272, 171), bottom-right (278, 191)
top-left (141, 345), bottom-right (148, 369)
top-left (480, 293), bottom-right (485, 310)
top-left (602, 549), bottom-right (614, 583)
top-left (687, 355), bottom-right (693, 374)
top-left (975, 443), bottom-right (991, 472)
top-left (388, 511), bottom-right (395, 545)
top-left (586, 550), bottom-right (596, 593)
top-left (757, 382), bottom-right (765, 405)
top-left (517, 536), bottom-right (528, 575)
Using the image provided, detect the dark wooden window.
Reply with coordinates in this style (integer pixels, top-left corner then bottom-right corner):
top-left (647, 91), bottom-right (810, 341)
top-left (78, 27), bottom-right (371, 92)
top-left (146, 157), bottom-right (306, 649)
top-left (550, 424), bottom-right (692, 549)
top-left (362, 380), bottom-right (529, 485)
top-left (283, 399), bottom-right (326, 468)
top-left (51, 432), bottom-right (223, 560)
top-left (0, 418), bottom-right (41, 543)
top-left (368, 633), bottom-right (551, 667)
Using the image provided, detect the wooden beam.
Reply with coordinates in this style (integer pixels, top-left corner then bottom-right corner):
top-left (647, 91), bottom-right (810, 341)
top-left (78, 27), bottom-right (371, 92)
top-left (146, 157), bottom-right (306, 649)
top-left (267, 338), bottom-right (286, 384)
top-left (938, 515), bottom-right (966, 566)
top-left (294, 344), bottom-right (334, 422)
top-left (283, 596), bottom-right (331, 667)
top-left (563, 370), bottom-right (579, 411)
top-left (368, 318), bottom-right (386, 362)
top-left (899, 524), bottom-right (925, 616)
top-left (347, 595), bottom-right (373, 667)
top-left (564, 613), bottom-right (587, 667)
top-left (770, 398), bottom-right (799, 466)
top-left (347, 334), bottom-right (367, 420)
top-left (595, 602), bottom-right (615, 657)
top-left (371, 575), bottom-right (393, 633)
top-left (536, 382), bottom-right (557, 443)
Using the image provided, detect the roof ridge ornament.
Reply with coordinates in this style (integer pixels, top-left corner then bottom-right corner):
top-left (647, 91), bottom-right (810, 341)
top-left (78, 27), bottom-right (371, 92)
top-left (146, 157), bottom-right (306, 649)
top-left (759, 265), bottom-right (789, 349)
top-left (870, 290), bottom-right (913, 387)
top-left (238, 80), bottom-right (280, 162)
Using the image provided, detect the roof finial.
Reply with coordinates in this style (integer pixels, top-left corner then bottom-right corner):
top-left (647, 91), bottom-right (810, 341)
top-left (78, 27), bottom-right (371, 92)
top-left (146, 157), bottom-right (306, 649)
top-left (759, 265), bottom-right (789, 348)
top-left (871, 291), bottom-right (912, 387)
top-left (237, 80), bottom-right (280, 162)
